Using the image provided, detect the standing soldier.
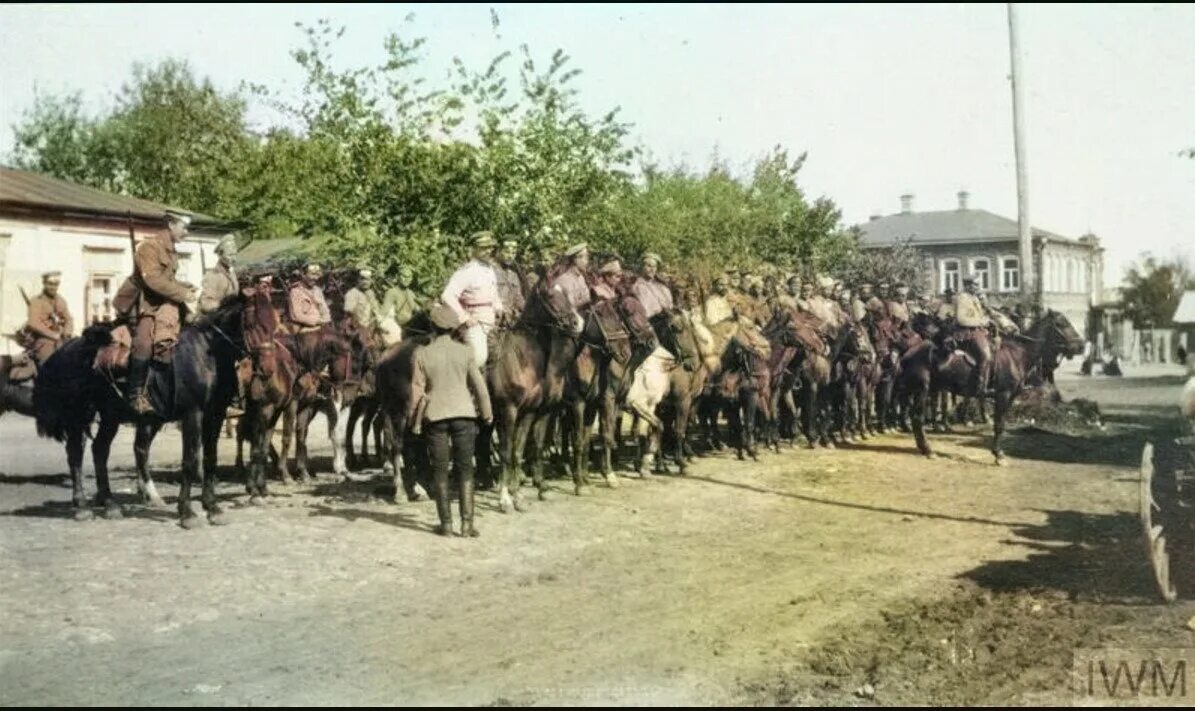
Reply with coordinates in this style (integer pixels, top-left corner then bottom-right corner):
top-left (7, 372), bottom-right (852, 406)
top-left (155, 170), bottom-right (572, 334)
top-left (633, 252), bottom-right (674, 319)
top-left (344, 268), bottom-right (383, 346)
top-left (954, 277), bottom-right (992, 389)
top-left (408, 302), bottom-right (493, 538)
top-left (25, 271), bottom-right (74, 365)
top-left (440, 231), bottom-right (505, 369)
top-left (198, 235), bottom-right (239, 314)
top-left (288, 263), bottom-right (333, 334)
top-left (494, 238), bottom-right (526, 325)
top-left (551, 243), bottom-right (593, 312)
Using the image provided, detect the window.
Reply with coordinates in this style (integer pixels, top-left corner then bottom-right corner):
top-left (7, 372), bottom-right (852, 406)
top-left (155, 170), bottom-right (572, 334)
top-left (1000, 256), bottom-right (1020, 292)
top-left (1066, 258), bottom-right (1075, 293)
top-left (969, 258), bottom-right (991, 291)
top-left (940, 258), bottom-right (960, 294)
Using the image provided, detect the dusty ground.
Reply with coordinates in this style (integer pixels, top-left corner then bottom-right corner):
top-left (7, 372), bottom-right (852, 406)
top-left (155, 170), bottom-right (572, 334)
top-left (1, 363), bottom-right (1193, 706)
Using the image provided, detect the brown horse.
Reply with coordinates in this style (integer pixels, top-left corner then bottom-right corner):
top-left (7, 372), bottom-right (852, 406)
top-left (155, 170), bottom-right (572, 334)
top-left (899, 309), bottom-right (1083, 462)
top-left (486, 281), bottom-right (580, 512)
top-left (626, 308), bottom-right (703, 475)
top-left (765, 307), bottom-right (832, 450)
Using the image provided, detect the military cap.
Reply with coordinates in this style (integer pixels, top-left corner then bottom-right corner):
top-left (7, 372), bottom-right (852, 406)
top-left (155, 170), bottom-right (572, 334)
top-left (599, 258), bottom-right (622, 275)
top-left (42, 270), bottom-right (62, 283)
top-left (859, 282), bottom-right (874, 290)
top-left (895, 285), bottom-right (909, 295)
top-left (564, 243), bottom-right (589, 258)
top-left (817, 276), bottom-right (835, 290)
top-left (471, 231), bottom-right (497, 248)
top-left (305, 263), bottom-right (323, 276)
top-left (962, 276), bottom-right (976, 285)
top-left (358, 268), bottom-right (374, 280)
top-left (642, 252), bottom-right (662, 267)
top-left (839, 288), bottom-right (853, 299)
top-left (430, 302), bottom-right (461, 330)
top-left (165, 209), bottom-right (192, 226)
top-left (501, 238), bottom-right (518, 248)
top-left (215, 235), bottom-right (238, 256)
top-left (714, 274), bottom-right (730, 286)
top-left (878, 281), bottom-right (890, 289)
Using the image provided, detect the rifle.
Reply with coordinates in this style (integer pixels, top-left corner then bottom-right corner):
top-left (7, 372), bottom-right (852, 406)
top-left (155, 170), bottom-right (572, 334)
top-left (17, 285), bottom-right (30, 307)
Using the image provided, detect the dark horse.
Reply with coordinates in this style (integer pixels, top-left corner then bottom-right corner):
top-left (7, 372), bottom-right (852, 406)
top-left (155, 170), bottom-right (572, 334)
top-left (33, 296), bottom-right (246, 526)
top-left (898, 309), bottom-right (1083, 463)
top-left (486, 281), bottom-right (580, 512)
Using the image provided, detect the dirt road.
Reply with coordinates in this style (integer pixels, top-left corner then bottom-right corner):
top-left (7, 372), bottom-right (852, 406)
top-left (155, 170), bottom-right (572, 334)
top-left (2, 368), bottom-right (1193, 705)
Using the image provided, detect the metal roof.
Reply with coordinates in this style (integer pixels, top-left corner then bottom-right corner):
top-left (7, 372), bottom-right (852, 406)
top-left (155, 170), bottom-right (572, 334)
top-left (1173, 290), bottom-right (1195, 324)
top-left (0, 166), bottom-right (227, 227)
top-left (856, 208), bottom-right (1073, 248)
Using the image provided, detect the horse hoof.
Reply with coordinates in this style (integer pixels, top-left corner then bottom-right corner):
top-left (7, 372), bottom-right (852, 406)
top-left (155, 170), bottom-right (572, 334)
top-left (513, 495), bottom-right (529, 513)
top-left (499, 494), bottom-right (515, 513)
top-left (434, 524), bottom-right (453, 537)
top-left (537, 488), bottom-right (550, 502)
top-left (101, 503), bottom-right (123, 520)
top-left (994, 454), bottom-right (1008, 467)
top-left (248, 495), bottom-right (266, 507)
top-left (462, 526), bottom-right (480, 538)
top-left (74, 508), bottom-right (94, 522)
top-left (179, 516), bottom-right (205, 530)
top-left (574, 484), bottom-right (591, 498)
top-left (208, 511), bottom-right (230, 526)
top-left (605, 474), bottom-right (620, 489)
top-left (382, 462), bottom-right (395, 476)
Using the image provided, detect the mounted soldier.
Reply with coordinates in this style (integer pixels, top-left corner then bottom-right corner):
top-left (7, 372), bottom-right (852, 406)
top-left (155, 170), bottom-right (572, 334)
top-left (198, 235), bottom-right (239, 315)
top-left (551, 242), bottom-right (594, 312)
top-left (632, 252), bottom-right (674, 320)
top-left (494, 238), bottom-right (526, 326)
top-left (440, 231), bottom-right (504, 369)
top-left (953, 277), bottom-right (992, 389)
top-left (886, 283), bottom-right (912, 330)
top-left (24, 271), bottom-right (73, 366)
top-left (702, 274), bottom-right (734, 328)
top-left (344, 267), bottom-right (383, 347)
top-left (128, 210), bottom-right (199, 415)
top-left (288, 263), bottom-right (333, 335)
top-left (851, 283), bottom-right (871, 323)
top-left (379, 264), bottom-right (422, 345)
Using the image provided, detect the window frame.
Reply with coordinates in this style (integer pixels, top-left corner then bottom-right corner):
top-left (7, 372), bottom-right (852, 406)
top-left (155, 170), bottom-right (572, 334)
top-left (940, 258), bottom-right (961, 294)
top-left (999, 255), bottom-right (1020, 293)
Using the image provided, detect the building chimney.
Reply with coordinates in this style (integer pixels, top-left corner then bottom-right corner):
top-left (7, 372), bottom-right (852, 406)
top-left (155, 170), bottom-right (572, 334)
top-left (957, 190), bottom-right (970, 210)
top-left (899, 194), bottom-right (914, 214)
top-left (869, 208), bottom-right (882, 221)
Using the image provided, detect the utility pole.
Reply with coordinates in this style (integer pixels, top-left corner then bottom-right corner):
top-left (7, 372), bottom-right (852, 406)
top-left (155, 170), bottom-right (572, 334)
top-left (1007, 3), bottom-right (1036, 311)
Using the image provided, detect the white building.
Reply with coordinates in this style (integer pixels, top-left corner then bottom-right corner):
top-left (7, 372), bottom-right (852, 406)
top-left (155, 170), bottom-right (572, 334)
top-left (0, 167), bottom-right (232, 355)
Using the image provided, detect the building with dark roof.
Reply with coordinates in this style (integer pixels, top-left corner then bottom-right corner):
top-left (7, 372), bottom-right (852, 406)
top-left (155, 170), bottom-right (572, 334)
top-left (0, 167), bottom-right (234, 353)
top-left (857, 191), bottom-right (1105, 338)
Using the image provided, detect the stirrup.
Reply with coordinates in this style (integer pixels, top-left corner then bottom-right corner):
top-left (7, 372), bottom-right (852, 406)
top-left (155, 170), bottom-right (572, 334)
top-left (129, 392), bottom-right (154, 415)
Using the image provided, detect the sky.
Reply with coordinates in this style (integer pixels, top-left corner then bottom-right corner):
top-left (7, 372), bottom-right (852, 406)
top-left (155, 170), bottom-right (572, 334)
top-left (1, 3), bottom-right (1193, 281)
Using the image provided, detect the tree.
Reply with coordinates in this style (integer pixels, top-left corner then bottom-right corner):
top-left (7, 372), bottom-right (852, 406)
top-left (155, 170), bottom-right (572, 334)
top-left (1121, 254), bottom-right (1194, 328)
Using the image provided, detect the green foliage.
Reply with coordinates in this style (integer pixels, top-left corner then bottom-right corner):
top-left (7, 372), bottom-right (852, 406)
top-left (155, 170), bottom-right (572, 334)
top-left (6, 12), bottom-right (898, 294)
top-left (1120, 254), bottom-right (1194, 327)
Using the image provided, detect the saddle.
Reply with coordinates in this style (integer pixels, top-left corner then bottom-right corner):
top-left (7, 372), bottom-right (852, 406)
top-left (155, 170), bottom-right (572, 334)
top-left (93, 324), bottom-right (133, 378)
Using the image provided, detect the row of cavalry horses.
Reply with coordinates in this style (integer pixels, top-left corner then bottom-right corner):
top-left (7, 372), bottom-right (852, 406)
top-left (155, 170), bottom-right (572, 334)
top-left (0, 271), bottom-right (1085, 528)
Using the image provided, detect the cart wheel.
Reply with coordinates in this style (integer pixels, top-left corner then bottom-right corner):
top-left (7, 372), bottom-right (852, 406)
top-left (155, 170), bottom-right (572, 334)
top-left (1140, 442), bottom-right (1178, 603)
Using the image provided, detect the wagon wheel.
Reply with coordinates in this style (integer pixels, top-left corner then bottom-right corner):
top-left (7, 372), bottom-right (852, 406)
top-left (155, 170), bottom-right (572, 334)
top-left (1140, 442), bottom-right (1178, 603)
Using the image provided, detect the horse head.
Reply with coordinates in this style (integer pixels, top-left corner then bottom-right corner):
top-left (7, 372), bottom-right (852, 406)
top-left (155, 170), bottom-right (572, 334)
top-left (1037, 309), bottom-right (1085, 360)
top-left (652, 309), bottom-right (701, 372)
top-left (526, 280), bottom-right (581, 336)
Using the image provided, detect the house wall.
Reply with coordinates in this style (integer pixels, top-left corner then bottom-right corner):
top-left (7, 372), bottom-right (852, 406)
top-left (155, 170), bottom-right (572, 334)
top-left (0, 215), bottom-right (220, 356)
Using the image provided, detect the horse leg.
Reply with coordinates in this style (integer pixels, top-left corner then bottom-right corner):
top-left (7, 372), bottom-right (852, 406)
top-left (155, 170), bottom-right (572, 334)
top-left (134, 420), bottom-right (166, 507)
top-left (511, 414), bottom-right (535, 510)
top-left (295, 404), bottom-right (314, 481)
top-left (571, 400), bottom-right (591, 496)
top-left (600, 393), bottom-right (619, 489)
top-left (203, 408), bottom-right (223, 481)
top-left (530, 411), bottom-right (552, 500)
top-left (378, 411), bottom-right (395, 477)
top-left (345, 398), bottom-right (362, 471)
top-left (674, 393), bottom-right (691, 474)
top-left (496, 403), bottom-right (518, 513)
top-left (65, 426), bottom-right (90, 521)
top-left (992, 389), bottom-right (1012, 466)
top-left (178, 409), bottom-right (204, 529)
top-left (912, 382), bottom-right (932, 457)
top-left (92, 415), bottom-right (122, 519)
top-left (235, 415), bottom-right (247, 482)
top-left (279, 401), bottom-right (297, 482)
top-left (328, 391), bottom-right (351, 479)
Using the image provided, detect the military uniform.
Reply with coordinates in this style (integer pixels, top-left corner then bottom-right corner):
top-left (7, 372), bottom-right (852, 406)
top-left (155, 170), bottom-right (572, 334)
top-left (25, 290), bottom-right (73, 364)
top-left (702, 290), bottom-right (734, 327)
top-left (288, 281), bottom-right (333, 333)
top-left (953, 287), bottom-right (992, 387)
top-left (133, 232), bottom-right (195, 361)
top-left (344, 284), bottom-right (383, 340)
top-left (495, 262), bottom-right (525, 322)
top-left (198, 262), bottom-right (238, 314)
top-left (633, 276), bottom-right (673, 319)
top-left (886, 299), bottom-right (910, 327)
top-left (552, 266), bottom-right (592, 311)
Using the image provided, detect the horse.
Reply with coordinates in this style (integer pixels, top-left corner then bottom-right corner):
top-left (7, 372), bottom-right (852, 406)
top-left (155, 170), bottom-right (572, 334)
top-left (485, 281), bottom-right (580, 512)
top-left (33, 295), bottom-right (246, 526)
top-left (563, 291), bottom-right (656, 495)
top-left (0, 355), bottom-right (36, 418)
top-left (624, 308), bottom-right (702, 475)
top-left (898, 309), bottom-right (1083, 463)
top-left (764, 307), bottom-right (831, 451)
top-left (372, 312), bottom-right (437, 505)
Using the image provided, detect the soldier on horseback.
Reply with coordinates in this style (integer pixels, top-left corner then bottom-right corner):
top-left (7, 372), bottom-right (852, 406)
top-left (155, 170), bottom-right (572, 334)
top-left (128, 210), bottom-right (199, 415)
top-left (632, 252), bottom-right (674, 320)
top-left (288, 263), bottom-right (333, 333)
top-left (379, 264), bottom-right (422, 345)
top-left (440, 231), bottom-right (504, 370)
top-left (344, 267), bottom-right (383, 346)
top-left (198, 235), bottom-right (239, 315)
top-left (494, 238), bottom-right (525, 326)
top-left (953, 277), bottom-right (992, 391)
top-left (24, 271), bottom-right (73, 366)
top-left (551, 242), bottom-right (593, 311)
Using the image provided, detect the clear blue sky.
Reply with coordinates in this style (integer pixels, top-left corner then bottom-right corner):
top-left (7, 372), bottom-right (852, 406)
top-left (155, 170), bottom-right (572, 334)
top-left (2, 3), bottom-right (1192, 280)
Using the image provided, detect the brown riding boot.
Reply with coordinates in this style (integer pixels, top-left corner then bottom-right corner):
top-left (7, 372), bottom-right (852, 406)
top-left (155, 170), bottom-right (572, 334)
top-left (126, 357), bottom-right (154, 415)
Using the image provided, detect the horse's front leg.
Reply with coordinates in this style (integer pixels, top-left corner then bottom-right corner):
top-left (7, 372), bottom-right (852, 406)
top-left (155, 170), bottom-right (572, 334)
top-left (329, 391), bottom-right (351, 480)
top-left (134, 420), bottom-right (166, 507)
top-left (91, 415), bottom-right (122, 519)
top-left (178, 409), bottom-right (204, 529)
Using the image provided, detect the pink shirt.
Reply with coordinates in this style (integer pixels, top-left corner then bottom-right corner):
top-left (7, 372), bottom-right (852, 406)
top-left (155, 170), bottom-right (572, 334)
top-left (633, 278), bottom-right (673, 319)
top-left (441, 259), bottom-right (503, 326)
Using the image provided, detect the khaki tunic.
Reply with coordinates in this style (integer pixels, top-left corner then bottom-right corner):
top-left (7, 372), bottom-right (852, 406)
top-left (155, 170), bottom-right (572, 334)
top-left (702, 294), bottom-right (733, 327)
top-left (886, 300), bottom-right (910, 325)
top-left (26, 292), bottom-right (73, 364)
top-left (954, 292), bottom-right (989, 328)
top-left (288, 283), bottom-right (332, 331)
top-left (199, 264), bottom-right (238, 314)
top-left (133, 233), bottom-right (194, 355)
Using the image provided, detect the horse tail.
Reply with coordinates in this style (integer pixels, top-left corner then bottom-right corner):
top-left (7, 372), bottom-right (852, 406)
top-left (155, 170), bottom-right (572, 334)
top-left (33, 332), bottom-right (107, 442)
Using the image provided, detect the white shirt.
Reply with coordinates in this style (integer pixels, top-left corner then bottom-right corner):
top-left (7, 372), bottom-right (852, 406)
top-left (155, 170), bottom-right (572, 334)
top-left (440, 259), bottom-right (504, 327)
